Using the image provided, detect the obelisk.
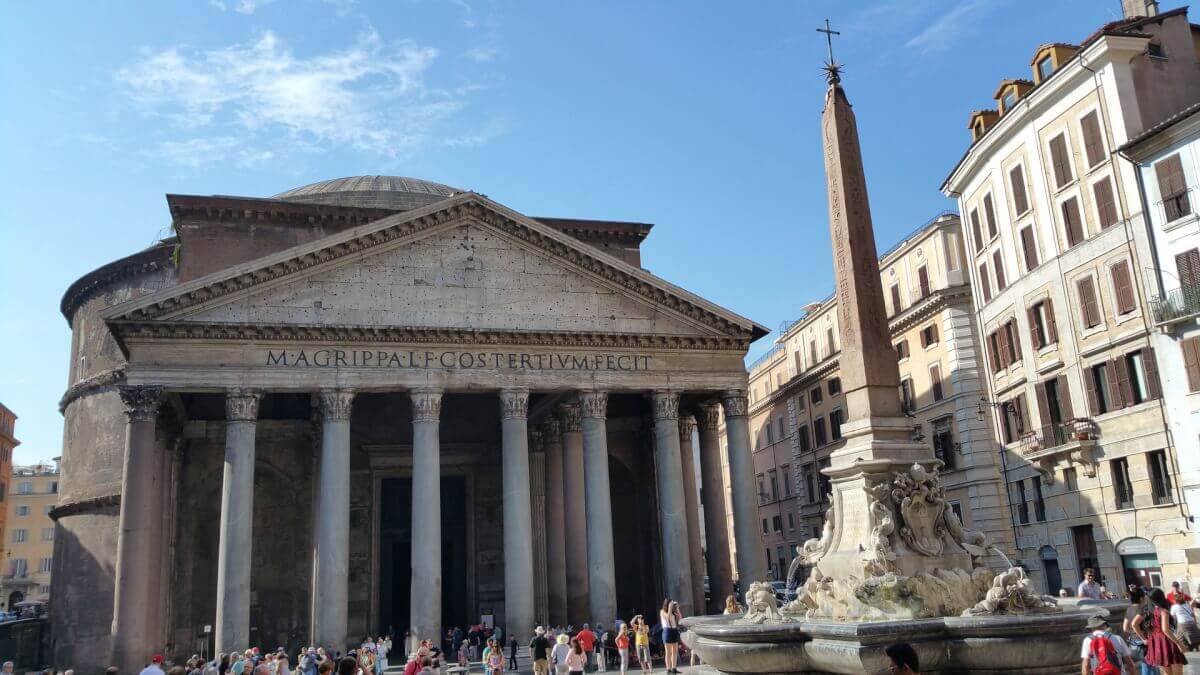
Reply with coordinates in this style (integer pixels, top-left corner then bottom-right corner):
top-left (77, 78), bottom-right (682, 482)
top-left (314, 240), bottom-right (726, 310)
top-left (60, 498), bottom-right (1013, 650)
top-left (792, 41), bottom-right (986, 620)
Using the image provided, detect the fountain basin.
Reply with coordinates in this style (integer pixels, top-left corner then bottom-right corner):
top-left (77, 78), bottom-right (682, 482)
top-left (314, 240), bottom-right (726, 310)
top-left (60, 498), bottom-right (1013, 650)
top-left (683, 600), bottom-right (1125, 674)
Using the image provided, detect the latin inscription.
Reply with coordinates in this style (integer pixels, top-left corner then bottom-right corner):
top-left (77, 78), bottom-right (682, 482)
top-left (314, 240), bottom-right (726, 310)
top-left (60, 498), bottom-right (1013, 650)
top-left (835, 487), bottom-right (870, 554)
top-left (265, 349), bottom-right (653, 371)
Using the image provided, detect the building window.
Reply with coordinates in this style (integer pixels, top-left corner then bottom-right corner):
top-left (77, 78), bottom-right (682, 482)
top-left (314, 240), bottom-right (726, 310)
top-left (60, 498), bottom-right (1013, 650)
top-left (16, 506), bottom-right (28, 517)
top-left (830, 409), bottom-right (844, 441)
top-left (1148, 450), bottom-right (1173, 505)
top-left (810, 387), bottom-right (823, 405)
top-left (818, 458), bottom-right (832, 498)
top-left (979, 261), bottom-right (992, 302)
top-left (1010, 165), bottom-right (1030, 216)
top-left (993, 250), bottom-right (1007, 291)
top-left (918, 265), bottom-right (930, 298)
top-left (970, 208), bottom-right (984, 253)
top-left (1077, 276), bottom-right (1102, 329)
top-left (1148, 41), bottom-right (1167, 58)
top-left (13, 529), bottom-right (26, 543)
top-left (983, 193), bottom-right (998, 239)
top-left (949, 501), bottom-right (965, 525)
top-left (49, 482), bottom-right (57, 494)
top-left (765, 422), bottom-right (773, 445)
top-left (1037, 55), bottom-right (1054, 81)
top-left (761, 519), bottom-right (768, 535)
top-left (780, 464), bottom-right (791, 497)
top-left (810, 340), bottom-right (818, 367)
top-left (1001, 90), bottom-right (1017, 112)
top-left (1064, 467), bottom-right (1079, 492)
top-left (1112, 458), bottom-right (1134, 509)
top-left (920, 323), bottom-right (939, 348)
top-left (1179, 248), bottom-right (1200, 289)
top-left (814, 418), bottom-right (828, 446)
top-left (38, 558), bottom-right (51, 573)
top-left (890, 283), bottom-right (903, 316)
top-left (1110, 260), bottom-right (1136, 315)
top-left (772, 515), bottom-right (783, 533)
top-left (900, 378), bottom-right (915, 413)
top-left (1001, 394), bottom-right (1028, 444)
top-left (777, 417), bottom-right (785, 441)
top-left (1029, 299), bottom-right (1058, 349)
top-left (1033, 477), bottom-right (1047, 522)
top-left (9, 559), bottom-right (26, 578)
top-left (826, 328), bottom-right (836, 357)
top-left (1020, 226), bottom-right (1039, 270)
top-left (1049, 133), bottom-right (1073, 188)
top-left (828, 377), bottom-right (841, 395)
top-left (1062, 197), bottom-right (1085, 247)
top-left (1002, 319), bottom-right (1022, 366)
top-left (17, 482), bottom-right (32, 495)
top-left (1080, 111), bottom-right (1105, 169)
top-left (1181, 337), bottom-right (1200, 392)
top-left (1093, 178), bottom-right (1118, 229)
top-left (1011, 480), bottom-right (1029, 525)
top-left (1126, 349), bottom-right (1158, 404)
top-left (932, 416), bottom-right (954, 470)
top-left (930, 363), bottom-right (944, 401)
top-left (798, 425), bottom-right (811, 452)
top-left (768, 469), bottom-right (779, 501)
top-left (803, 464), bottom-right (817, 503)
top-left (896, 340), bottom-right (909, 361)
top-left (1088, 361), bottom-right (1114, 415)
top-left (1156, 154), bottom-right (1191, 222)
top-left (757, 474), bottom-right (767, 504)
top-left (787, 512), bottom-right (795, 530)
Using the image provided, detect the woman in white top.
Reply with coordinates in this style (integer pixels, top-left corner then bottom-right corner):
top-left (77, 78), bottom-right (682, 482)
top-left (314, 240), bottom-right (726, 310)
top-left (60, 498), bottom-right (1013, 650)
top-left (551, 634), bottom-right (572, 675)
top-left (659, 599), bottom-right (682, 674)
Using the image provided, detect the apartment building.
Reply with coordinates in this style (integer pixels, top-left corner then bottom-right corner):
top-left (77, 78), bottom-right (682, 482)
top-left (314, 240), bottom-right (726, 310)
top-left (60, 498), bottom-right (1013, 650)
top-left (0, 462), bottom-right (60, 609)
top-left (0, 404), bottom-right (17, 564)
top-left (941, 2), bottom-right (1200, 593)
top-left (746, 214), bottom-right (1013, 580)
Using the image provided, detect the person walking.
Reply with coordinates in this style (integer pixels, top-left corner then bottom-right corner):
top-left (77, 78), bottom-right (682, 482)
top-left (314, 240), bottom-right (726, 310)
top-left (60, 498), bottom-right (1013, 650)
top-left (1078, 569), bottom-right (1104, 600)
top-left (551, 635), bottom-right (572, 675)
top-left (1169, 582), bottom-right (1193, 606)
top-left (141, 655), bottom-right (168, 675)
top-left (1171, 594), bottom-right (1200, 650)
top-left (632, 616), bottom-right (651, 675)
top-left (659, 600), bottom-right (682, 674)
top-left (487, 641), bottom-right (505, 675)
top-left (1080, 614), bottom-right (1136, 675)
top-left (530, 626), bottom-right (551, 675)
top-left (565, 640), bottom-right (587, 675)
top-left (508, 635), bottom-right (519, 672)
top-left (614, 623), bottom-right (629, 675)
top-left (574, 624), bottom-right (596, 673)
top-left (1133, 588), bottom-right (1188, 675)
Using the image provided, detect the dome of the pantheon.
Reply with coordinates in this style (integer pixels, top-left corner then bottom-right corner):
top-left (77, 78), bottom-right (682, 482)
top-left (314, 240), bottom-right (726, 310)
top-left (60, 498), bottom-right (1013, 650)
top-left (273, 175), bottom-right (463, 211)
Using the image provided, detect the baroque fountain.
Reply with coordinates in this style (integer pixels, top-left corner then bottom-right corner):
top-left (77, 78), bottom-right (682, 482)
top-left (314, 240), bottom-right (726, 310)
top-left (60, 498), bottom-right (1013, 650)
top-left (681, 47), bottom-right (1122, 675)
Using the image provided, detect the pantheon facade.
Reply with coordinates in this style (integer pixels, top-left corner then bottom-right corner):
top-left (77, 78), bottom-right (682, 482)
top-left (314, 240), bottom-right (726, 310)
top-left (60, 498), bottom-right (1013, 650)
top-left (53, 176), bottom-right (768, 673)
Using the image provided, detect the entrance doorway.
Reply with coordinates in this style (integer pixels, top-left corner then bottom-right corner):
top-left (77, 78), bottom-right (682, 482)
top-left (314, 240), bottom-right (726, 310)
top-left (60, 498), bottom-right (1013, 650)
top-left (1117, 537), bottom-right (1162, 591)
top-left (1039, 546), bottom-right (1062, 596)
top-left (378, 476), bottom-right (469, 637)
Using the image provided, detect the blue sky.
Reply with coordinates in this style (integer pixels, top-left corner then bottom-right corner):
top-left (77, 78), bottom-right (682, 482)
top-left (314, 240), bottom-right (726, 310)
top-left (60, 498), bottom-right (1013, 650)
top-left (0, 0), bottom-right (1137, 464)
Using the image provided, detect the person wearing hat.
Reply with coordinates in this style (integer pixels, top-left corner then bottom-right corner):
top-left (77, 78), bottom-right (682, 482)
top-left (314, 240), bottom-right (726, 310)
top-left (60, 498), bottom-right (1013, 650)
top-left (139, 654), bottom-right (167, 675)
top-left (530, 626), bottom-right (551, 675)
top-left (551, 634), bottom-right (571, 675)
top-left (1081, 613), bottom-right (1136, 674)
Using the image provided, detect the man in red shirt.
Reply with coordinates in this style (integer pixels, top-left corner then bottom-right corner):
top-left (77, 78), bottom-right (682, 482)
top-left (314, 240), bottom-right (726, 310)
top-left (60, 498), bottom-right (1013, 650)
top-left (1169, 580), bottom-right (1193, 605)
top-left (576, 624), bottom-right (597, 671)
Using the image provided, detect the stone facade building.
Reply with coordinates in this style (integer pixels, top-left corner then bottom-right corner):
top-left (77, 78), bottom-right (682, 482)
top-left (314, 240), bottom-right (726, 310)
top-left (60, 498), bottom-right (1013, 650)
top-left (746, 214), bottom-right (1013, 579)
top-left (941, 4), bottom-right (1200, 594)
top-left (53, 176), bottom-right (770, 673)
top-left (1, 462), bottom-right (59, 609)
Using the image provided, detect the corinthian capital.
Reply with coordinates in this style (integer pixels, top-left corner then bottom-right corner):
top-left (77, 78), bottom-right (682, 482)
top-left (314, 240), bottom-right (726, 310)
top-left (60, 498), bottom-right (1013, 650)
top-left (316, 388), bottom-right (355, 422)
top-left (678, 415), bottom-right (697, 442)
top-left (558, 401), bottom-right (582, 432)
top-left (118, 385), bottom-right (163, 422)
top-left (651, 390), bottom-right (679, 421)
top-left (697, 401), bottom-right (722, 431)
top-left (500, 389), bottom-right (529, 420)
top-left (411, 388), bottom-right (443, 423)
top-left (721, 390), bottom-right (749, 418)
top-left (579, 391), bottom-right (608, 419)
top-left (542, 416), bottom-right (562, 440)
top-left (225, 388), bottom-right (262, 422)
top-left (529, 428), bottom-right (544, 453)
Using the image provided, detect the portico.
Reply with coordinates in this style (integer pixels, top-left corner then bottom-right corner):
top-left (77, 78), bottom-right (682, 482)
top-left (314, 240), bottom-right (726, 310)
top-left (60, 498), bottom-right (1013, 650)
top-left (84, 184), bottom-right (768, 666)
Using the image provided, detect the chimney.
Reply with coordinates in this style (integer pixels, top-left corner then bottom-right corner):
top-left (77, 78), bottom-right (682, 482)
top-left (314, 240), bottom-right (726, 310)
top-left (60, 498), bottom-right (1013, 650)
top-left (1121, 0), bottom-right (1160, 18)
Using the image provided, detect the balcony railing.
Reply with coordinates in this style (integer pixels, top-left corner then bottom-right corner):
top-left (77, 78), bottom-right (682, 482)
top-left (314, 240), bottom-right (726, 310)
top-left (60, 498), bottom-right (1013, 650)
top-left (1151, 284), bottom-right (1200, 324)
top-left (1019, 419), bottom-right (1099, 454)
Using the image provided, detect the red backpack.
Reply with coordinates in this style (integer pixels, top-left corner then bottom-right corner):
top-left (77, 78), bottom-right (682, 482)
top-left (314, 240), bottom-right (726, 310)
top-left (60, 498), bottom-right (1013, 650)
top-left (1089, 632), bottom-right (1122, 675)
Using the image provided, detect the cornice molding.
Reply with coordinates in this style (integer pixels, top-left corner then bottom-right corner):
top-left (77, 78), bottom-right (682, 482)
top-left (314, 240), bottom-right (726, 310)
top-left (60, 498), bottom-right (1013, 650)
top-left (49, 493), bottom-right (121, 521)
top-left (60, 242), bottom-right (174, 323)
top-left (108, 320), bottom-right (750, 351)
top-left (60, 367), bottom-right (126, 413)
top-left (104, 195), bottom-right (764, 341)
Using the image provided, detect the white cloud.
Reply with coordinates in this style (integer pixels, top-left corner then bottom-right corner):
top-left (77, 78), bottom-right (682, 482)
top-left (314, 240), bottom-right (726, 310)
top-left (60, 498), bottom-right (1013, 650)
top-left (209, 0), bottom-right (278, 13)
top-left (465, 46), bottom-right (497, 62)
top-left (115, 28), bottom-right (493, 163)
top-left (904, 0), bottom-right (998, 54)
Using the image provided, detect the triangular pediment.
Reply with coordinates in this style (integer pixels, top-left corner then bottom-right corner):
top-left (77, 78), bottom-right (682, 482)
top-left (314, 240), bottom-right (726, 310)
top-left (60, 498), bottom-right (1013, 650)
top-left (103, 193), bottom-right (766, 347)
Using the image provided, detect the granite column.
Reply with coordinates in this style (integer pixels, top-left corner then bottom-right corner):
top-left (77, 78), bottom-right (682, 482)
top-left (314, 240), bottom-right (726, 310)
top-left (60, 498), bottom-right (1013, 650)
top-left (580, 391), bottom-right (617, 627)
top-left (678, 415), bottom-right (706, 613)
top-left (696, 402), bottom-right (734, 613)
top-left (542, 417), bottom-right (568, 626)
top-left (109, 385), bottom-right (165, 671)
top-left (312, 389), bottom-right (354, 649)
top-left (652, 390), bottom-right (695, 615)
top-left (215, 389), bottom-right (261, 653)
top-left (560, 401), bottom-right (590, 624)
top-left (410, 389), bottom-right (443, 643)
top-left (500, 389), bottom-right (535, 641)
top-left (722, 390), bottom-right (767, 585)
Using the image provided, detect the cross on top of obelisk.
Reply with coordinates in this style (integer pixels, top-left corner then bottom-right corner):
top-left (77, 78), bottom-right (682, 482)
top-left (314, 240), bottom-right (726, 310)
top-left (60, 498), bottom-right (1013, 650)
top-left (816, 18), bottom-right (842, 84)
